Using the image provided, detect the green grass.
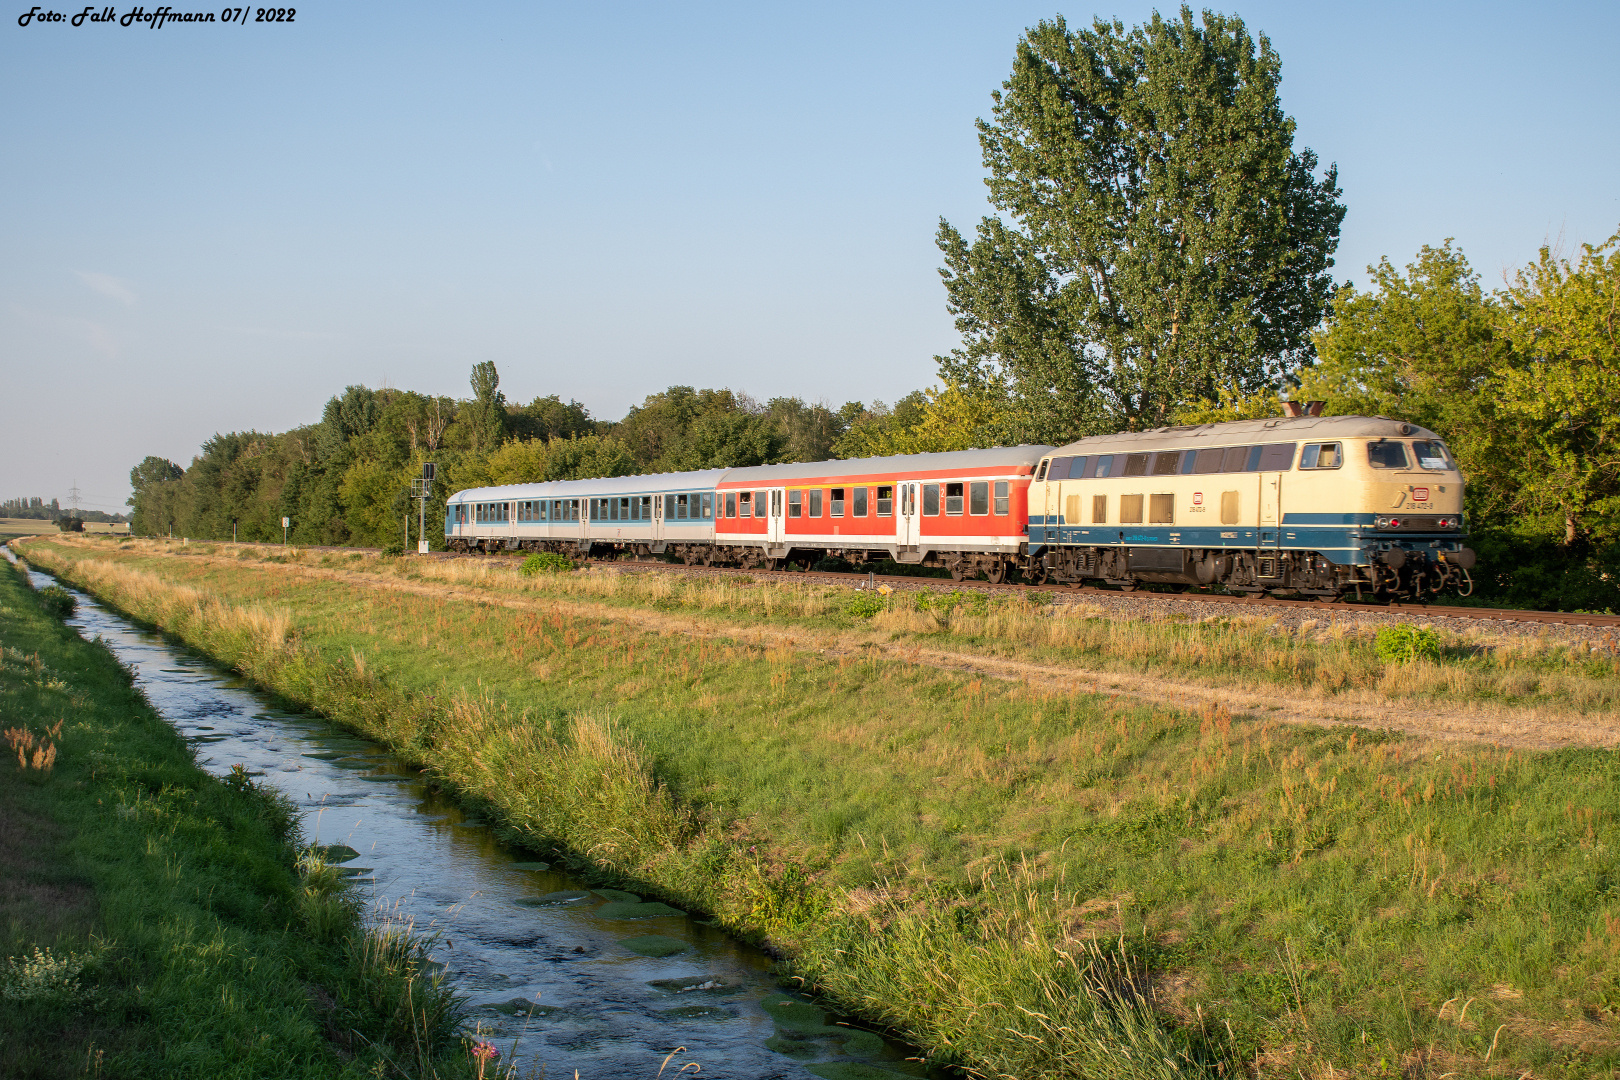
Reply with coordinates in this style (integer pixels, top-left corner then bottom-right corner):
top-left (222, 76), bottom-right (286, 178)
top-left (21, 536), bottom-right (1620, 1079)
top-left (0, 553), bottom-right (471, 1080)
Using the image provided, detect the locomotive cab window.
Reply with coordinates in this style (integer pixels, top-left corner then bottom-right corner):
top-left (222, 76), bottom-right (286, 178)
top-left (809, 489), bottom-right (823, 517)
top-left (876, 486), bottom-right (893, 516)
top-left (1035, 459), bottom-right (1049, 482)
top-left (969, 481), bottom-right (989, 515)
top-left (994, 480), bottom-right (1009, 515)
top-left (922, 484), bottom-right (939, 515)
top-left (1047, 457), bottom-right (1072, 481)
top-left (1412, 440), bottom-right (1452, 470)
top-left (1367, 441), bottom-right (1410, 469)
top-left (944, 483), bottom-right (964, 515)
top-left (829, 489), bottom-right (844, 517)
top-left (1300, 442), bottom-right (1342, 469)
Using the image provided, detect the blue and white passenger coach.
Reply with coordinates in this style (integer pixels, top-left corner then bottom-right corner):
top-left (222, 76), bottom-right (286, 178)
top-left (1024, 414), bottom-right (1475, 599)
top-left (445, 469), bottom-right (726, 559)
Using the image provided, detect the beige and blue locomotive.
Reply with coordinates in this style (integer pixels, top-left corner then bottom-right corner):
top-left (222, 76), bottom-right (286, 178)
top-left (1023, 415), bottom-right (1475, 599)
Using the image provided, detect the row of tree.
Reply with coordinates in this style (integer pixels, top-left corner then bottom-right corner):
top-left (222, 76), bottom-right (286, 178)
top-left (125, 10), bottom-right (1615, 609)
top-left (125, 370), bottom-right (921, 552)
top-left (2, 498), bottom-right (126, 523)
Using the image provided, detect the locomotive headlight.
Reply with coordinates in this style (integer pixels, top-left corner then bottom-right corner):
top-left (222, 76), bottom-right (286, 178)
top-left (1389, 518), bottom-right (1401, 529)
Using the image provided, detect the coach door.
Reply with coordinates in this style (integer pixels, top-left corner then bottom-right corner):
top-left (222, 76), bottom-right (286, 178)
top-left (897, 483), bottom-right (918, 547)
top-left (766, 489), bottom-right (785, 544)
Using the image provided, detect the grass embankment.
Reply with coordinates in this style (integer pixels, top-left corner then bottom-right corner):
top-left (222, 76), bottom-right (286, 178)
top-left (0, 552), bottom-right (469, 1079)
top-left (22, 537), bottom-right (1620, 1080)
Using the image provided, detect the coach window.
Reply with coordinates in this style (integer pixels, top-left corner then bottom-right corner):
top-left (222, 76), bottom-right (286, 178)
top-left (994, 480), bottom-right (1009, 515)
top-left (609, 499), bottom-right (619, 522)
top-left (808, 489), bottom-right (822, 517)
top-left (922, 484), bottom-right (939, 515)
top-left (876, 486), bottom-right (892, 516)
top-left (1123, 454), bottom-right (1149, 477)
top-left (738, 492), bottom-right (752, 518)
top-left (682, 494), bottom-right (696, 520)
top-left (756, 491), bottom-right (769, 517)
top-left (621, 497), bottom-right (632, 519)
top-left (569, 499), bottom-right (580, 522)
top-left (945, 483), bottom-right (965, 515)
top-left (1152, 452), bottom-right (1180, 476)
top-left (1368, 440), bottom-right (1410, 469)
top-left (725, 492), bottom-right (736, 518)
top-left (830, 488), bottom-right (845, 517)
top-left (1300, 442), bottom-right (1342, 469)
top-left (788, 490), bottom-right (802, 517)
top-left (1121, 494), bottom-right (1145, 524)
top-left (1035, 459), bottom-right (1050, 482)
top-left (853, 487), bottom-right (868, 517)
top-left (1258, 443), bottom-right (1297, 471)
top-left (1092, 494), bottom-right (1107, 523)
top-left (1149, 494), bottom-right (1175, 524)
top-left (969, 481), bottom-right (989, 515)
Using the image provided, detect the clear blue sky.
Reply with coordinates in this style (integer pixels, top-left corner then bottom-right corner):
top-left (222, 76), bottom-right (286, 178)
top-left (3, 0), bottom-right (1616, 515)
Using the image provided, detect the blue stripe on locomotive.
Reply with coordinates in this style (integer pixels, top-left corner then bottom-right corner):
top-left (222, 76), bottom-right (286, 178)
top-left (1026, 512), bottom-right (1459, 567)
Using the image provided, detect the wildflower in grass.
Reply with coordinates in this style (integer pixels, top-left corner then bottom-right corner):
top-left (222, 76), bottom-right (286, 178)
top-left (469, 1040), bottom-right (500, 1079)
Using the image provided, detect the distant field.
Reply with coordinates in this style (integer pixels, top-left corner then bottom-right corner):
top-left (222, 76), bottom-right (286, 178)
top-left (0, 518), bottom-right (128, 536)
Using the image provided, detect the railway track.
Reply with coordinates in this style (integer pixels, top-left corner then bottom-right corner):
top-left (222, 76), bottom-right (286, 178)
top-left (432, 549), bottom-right (1620, 630)
top-left (66, 539), bottom-right (1619, 631)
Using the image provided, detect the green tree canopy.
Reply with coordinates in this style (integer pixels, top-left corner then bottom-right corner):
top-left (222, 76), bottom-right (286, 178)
top-left (937, 7), bottom-right (1344, 441)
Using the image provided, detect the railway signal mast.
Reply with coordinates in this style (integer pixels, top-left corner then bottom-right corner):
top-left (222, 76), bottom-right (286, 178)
top-left (412, 464), bottom-right (435, 554)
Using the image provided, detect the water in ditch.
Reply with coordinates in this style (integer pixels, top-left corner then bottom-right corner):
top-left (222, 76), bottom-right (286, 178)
top-left (13, 552), bottom-right (930, 1080)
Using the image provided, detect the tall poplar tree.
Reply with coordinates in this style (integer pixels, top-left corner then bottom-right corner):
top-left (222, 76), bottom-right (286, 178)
top-left (937, 8), bottom-right (1346, 440)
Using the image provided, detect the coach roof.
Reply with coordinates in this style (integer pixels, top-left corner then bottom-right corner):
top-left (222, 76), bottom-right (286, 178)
top-left (721, 445), bottom-right (1052, 484)
top-left (448, 468), bottom-right (730, 504)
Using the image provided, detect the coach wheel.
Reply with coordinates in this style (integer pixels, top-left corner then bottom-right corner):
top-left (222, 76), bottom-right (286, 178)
top-left (682, 548), bottom-right (699, 566)
top-left (947, 557), bottom-right (968, 582)
top-left (768, 558), bottom-right (786, 572)
top-left (986, 561), bottom-right (1008, 585)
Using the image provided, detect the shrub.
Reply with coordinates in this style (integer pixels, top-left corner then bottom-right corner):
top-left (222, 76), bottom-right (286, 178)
top-left (520, 552), bottom-right (575, 576)
top-left (380, 542), bottom-right (405, 557)
top-left (37, 585), bottom-right (75, 618)
top-left (1374, 623), bottom-right (1442, 664)
top-left (845, 591), bottom-right (885, 618)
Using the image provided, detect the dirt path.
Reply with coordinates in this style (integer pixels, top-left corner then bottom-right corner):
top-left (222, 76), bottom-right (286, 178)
top-left (54, 545), bottom-right (1620, 752)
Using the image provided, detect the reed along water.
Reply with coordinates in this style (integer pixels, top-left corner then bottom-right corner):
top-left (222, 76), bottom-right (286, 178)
top-left (17, 556), bottom-right (928, 1080)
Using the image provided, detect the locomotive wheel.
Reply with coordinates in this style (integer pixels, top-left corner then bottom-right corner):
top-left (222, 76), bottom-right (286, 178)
top-left (1024, 562), bottom-right (1049, 586)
